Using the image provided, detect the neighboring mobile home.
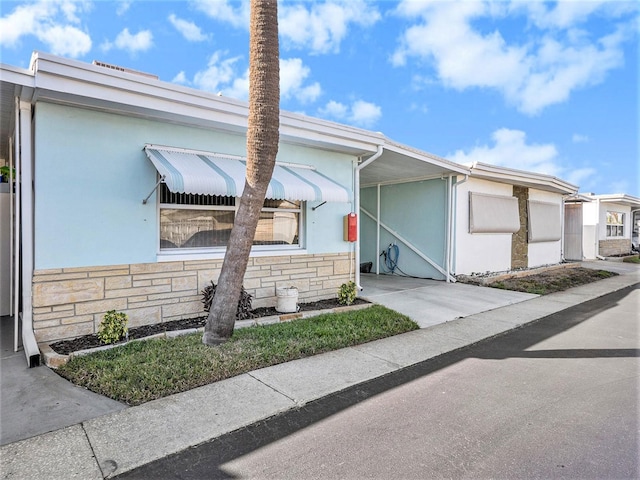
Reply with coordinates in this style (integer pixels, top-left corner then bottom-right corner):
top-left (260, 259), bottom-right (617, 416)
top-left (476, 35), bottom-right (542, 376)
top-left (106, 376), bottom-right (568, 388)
top-left (580, 193), bottom-right (640, 259)
top-left (453, 162), bottom-right (578, 275)
top-left (0, 52), bottom-right (469, 365)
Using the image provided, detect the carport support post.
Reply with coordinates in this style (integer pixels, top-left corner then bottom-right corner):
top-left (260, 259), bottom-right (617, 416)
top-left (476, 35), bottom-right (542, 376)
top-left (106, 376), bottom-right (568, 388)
top-left (445, 175), bottom-right (452, 282)
top-left (376, 184), bottom-right (381, 275)
top-left (355, 145), bottom-right (384, 290)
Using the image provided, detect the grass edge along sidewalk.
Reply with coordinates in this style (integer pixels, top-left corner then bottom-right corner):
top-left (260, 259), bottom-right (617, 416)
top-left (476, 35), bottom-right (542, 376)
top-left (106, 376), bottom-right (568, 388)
top-left (56, 305), bottom-right (418, 406)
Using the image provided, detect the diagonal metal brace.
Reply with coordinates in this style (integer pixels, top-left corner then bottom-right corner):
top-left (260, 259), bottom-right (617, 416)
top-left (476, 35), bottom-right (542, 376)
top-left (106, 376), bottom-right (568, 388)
top-left (142, 175), bottom-right (166, 204)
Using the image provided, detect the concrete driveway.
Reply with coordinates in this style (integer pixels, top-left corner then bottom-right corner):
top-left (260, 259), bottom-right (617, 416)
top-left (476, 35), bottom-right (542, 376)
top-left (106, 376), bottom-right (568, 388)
top-left (359, 273), bottom-right (538, 328)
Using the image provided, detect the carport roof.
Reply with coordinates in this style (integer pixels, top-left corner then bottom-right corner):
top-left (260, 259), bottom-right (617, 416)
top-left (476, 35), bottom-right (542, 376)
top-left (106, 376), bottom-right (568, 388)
top-left (0, 64), bottom-right (34, 161)
top-left (358, 138), bottom-right (470, 187)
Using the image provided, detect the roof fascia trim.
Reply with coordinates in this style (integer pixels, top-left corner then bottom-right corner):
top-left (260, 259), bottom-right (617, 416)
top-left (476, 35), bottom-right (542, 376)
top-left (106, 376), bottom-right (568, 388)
top-left (586, 194), bottom-right (640, 207)
top-left (28, 52), bottom-right (384, 154)
top-left (469, 162), bottom-right (577, 194)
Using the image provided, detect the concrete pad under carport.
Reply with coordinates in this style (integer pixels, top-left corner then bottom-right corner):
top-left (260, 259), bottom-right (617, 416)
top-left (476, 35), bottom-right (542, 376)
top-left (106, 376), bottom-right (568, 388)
top-left (359, 273), bottom-right (538, 328)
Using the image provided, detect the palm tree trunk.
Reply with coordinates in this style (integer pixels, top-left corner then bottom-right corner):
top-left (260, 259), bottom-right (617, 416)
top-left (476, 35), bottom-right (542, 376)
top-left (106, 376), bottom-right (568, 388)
top-left (203, 0), bottom-right (280, 345)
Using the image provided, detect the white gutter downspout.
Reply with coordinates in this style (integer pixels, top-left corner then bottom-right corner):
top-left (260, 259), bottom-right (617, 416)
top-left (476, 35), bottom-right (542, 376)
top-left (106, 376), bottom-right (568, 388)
top-left (13, 100), bottom-right (21, 353)
top-left (18, 99), bottom-right (40, 367)
top-left (376, 184), bottom-right (381, 275)
top-left (355, 145), bottom-right (384, 291)
top-left (10, 133), bottom-right (19, 352)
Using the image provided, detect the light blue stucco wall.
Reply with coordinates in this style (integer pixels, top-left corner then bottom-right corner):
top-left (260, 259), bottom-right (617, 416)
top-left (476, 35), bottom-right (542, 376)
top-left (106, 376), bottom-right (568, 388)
top-left (275, 143), bottom-right (355, 254)
top-left (360, 179), bottom-right (447, 279)
top-left (34, 102), bottom-right (354, 269)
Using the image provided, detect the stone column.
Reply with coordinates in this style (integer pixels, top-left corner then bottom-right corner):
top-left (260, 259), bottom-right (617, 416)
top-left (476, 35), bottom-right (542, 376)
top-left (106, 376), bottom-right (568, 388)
top-left (511, 186), bottom-right (529, 269)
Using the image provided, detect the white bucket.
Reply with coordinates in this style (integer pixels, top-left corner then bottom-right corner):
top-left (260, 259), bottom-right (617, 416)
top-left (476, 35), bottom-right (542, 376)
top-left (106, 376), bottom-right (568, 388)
top-left (276, 286), bottom-right (298, 313)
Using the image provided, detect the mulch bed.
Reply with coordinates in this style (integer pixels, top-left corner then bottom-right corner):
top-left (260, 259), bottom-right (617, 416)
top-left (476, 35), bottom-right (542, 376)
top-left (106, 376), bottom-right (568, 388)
top-left (49, 298), bottom-right (370, 356)
top-left (468, 267), bottom-right (618, 295)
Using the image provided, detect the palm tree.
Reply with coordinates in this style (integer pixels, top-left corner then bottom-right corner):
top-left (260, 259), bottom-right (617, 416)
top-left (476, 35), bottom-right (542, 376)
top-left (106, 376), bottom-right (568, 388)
top-left (203, 0), bottom-right (280, 345)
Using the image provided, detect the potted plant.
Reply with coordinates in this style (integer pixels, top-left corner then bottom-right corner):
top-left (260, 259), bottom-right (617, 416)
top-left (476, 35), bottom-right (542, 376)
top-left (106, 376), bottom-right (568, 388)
top-left (0, 165), bottom-right (15, 183)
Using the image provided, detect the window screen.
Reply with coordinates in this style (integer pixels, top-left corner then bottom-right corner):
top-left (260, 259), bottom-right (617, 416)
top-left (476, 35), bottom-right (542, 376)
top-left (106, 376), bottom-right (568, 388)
top-left (159, 184), bottom-right (301, 249)
top-left (469, 192), bottom-right (520, 234)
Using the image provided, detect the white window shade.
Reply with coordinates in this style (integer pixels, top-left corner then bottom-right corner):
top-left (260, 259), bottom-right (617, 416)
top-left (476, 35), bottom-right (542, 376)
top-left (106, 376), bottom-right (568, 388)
top-left (469, 192), bottom-right (520, 234)
top-left (528, 200), bottom-right (561, 243)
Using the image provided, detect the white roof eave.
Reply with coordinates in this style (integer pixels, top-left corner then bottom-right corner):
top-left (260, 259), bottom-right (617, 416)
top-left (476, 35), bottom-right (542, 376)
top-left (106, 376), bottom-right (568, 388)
top-left (27, 52), bottom-right (383, 156)
top-left (469, 162), bottom-right (578, 195)
top-left (585, 194), bottom-right (640, 207)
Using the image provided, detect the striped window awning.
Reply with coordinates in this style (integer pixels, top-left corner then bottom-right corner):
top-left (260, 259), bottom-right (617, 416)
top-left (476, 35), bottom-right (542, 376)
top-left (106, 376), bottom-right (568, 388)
top-left (144, 145), bottom-right (351, 203)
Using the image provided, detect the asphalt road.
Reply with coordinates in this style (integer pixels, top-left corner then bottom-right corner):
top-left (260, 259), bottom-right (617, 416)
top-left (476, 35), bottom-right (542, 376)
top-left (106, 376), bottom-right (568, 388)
top-left (118, 284), bottom-right (639, 480)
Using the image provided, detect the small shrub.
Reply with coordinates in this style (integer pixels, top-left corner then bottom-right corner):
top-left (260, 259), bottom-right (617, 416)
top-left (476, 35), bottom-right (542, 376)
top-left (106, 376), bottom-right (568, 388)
top-left (201, 281), bottom-right (255, 320)
top-left (337, 281), bottom-right (357, 306)
top-left (98, 310), bottom-right (128, 345)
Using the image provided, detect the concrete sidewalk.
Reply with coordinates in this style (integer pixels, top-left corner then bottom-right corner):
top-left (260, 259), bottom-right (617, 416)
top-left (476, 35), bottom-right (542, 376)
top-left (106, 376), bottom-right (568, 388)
top-left (1, 262), bottom-right (638, 479)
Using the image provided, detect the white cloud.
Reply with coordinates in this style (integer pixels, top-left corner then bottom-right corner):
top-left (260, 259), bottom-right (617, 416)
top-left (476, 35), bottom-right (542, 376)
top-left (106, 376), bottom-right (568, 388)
top-left (409, 102), bottom-right (429, 114)
top-left (449, 129), bottom-right (561, 176)
top-left (189, 54), bottom-right (322, 103)
top-left (392, 0), bottom-right (635, 115)
top-left (168, 14), bottom-right (209, 42)
top-left (225, 75), bottom-right (250, 101)
top-left (566, 167), bottom-right (597, 188)
top-left (572, 134), bottom-right (589, 143)
top-left (319, 99), bottom-right (381, 127)
top-left (0, 0), bottom-right (92, 57)
top-left (516, 1), bottom-right (637, 30)
top-left (192, 0), bottom-right (380, 54)
top-left (192, 0), bottom-right (250, 28)
top-left (607, 179), bottom-right (630, 195)
top-left (40, 24), bottom-right (92, 57)
top-left (320, 100), bottom-right (348, 119)
top-left (279, 0), bottom-right (381, 54)
top-left (103, 28), bottom-right (153, 54)
top-left (193, 51), bottom-right (245, 97)
top-left (448, 128), bottom-right (596, 189)
top-left (280, 58), bottom-right (322, 103)
top-left (350, 100), bottom-right (382, 127)
top-left (172, 71), bottom-right (188, 85)
top-left (116, 1), bottom-right (131, 16)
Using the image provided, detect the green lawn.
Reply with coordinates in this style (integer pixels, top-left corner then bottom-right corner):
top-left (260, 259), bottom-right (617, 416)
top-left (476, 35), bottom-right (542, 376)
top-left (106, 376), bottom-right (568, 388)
top-left (57, 305), bottom-right (418, 406)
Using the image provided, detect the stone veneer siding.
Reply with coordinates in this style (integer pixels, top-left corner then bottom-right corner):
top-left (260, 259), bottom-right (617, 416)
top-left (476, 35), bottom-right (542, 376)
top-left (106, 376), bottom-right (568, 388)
top-left (599, 239), bottom-right (632, 257)
top-left (511, 186), bottom-right (529, 269)
top-left (32, 253), bottom-right (354, 343)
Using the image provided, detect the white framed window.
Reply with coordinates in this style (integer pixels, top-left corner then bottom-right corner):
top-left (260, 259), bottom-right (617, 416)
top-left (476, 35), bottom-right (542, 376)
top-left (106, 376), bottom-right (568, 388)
top-left (159, 184), bottom-right (302, 250)
top-left (606, 211), bottom-right (624, 237)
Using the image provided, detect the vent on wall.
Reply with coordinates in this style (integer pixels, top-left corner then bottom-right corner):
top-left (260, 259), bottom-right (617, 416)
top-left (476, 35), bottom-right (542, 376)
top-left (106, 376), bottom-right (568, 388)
top-left (92, 60), bottom-right (159, 80)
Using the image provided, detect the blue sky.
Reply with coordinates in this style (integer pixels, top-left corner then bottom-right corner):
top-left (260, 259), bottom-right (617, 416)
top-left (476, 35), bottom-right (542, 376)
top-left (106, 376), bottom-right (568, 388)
top-left (1, 0), bottom-right (638, 195)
